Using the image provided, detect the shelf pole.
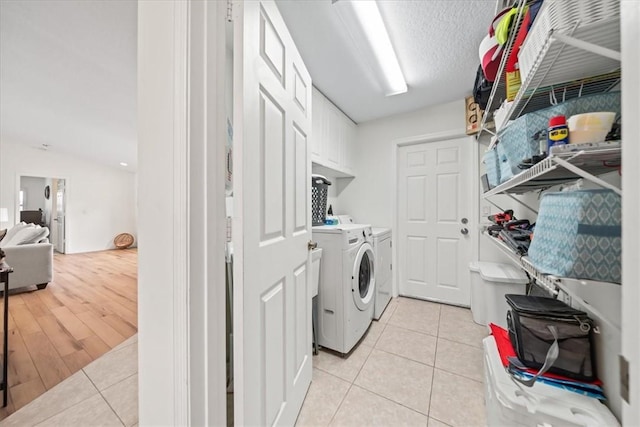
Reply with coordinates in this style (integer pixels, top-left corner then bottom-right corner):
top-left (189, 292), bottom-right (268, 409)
top-left (478, 0), bottom-right (527, 136)
top-left (485, 198), bottom-right (508, 213)
top-left (503, 192), bottom-right (539, 215)
top-left (552, 156), bottom-right (622, 195)
top-left (553, 33), bottom-right (622, 62)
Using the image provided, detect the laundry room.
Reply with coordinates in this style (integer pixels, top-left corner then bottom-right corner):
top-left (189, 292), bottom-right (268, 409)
top-left (264, 0), bottom-right (636, 426)
top-left (1, 0), bottom-right (638, 425)
top-left (134, 0), bottom-right (638, 426)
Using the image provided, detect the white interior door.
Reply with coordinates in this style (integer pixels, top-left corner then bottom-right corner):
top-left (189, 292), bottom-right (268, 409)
top-left (397, 137), bottom-right (472, 306)
top-left (233, 1), bottom-right (313, 425)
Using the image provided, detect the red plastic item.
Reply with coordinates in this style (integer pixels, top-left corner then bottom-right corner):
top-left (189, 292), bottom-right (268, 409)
top-left (549, 115), bottom-right (567, 127)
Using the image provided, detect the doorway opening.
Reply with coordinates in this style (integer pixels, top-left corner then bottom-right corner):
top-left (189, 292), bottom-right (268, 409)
top-left (18, 176), bottom-right (66, 254)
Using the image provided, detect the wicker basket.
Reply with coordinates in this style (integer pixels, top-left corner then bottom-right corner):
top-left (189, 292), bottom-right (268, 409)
top-left (311, 175), bottom-right (331, 226)
top-left (114, 233), bottom-right (135, 249)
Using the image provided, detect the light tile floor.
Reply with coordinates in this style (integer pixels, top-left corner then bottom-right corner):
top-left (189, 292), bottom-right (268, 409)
top-left (296, 297), bottom-right (490, 427)
top-left (1, 297), bottom-right (489, 427)
top-left (0, 335), bottom-right (138, 427)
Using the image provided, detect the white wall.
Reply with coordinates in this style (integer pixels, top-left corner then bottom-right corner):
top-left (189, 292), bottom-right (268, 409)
top-left (20, 176), bottom-right (47, 211)
top-left (336, 99), bottom-right (465, 226)
top-left (622, 2), bottom-right (640, 422)
top-left (0, 141), bottom-right (137, 253)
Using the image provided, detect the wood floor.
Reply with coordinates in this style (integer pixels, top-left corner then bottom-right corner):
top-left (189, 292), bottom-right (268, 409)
top-left (0, 248), bottom-right (137, 420)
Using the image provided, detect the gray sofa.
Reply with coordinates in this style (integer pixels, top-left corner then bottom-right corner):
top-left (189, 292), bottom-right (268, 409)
top-left (0, 223), bottom-right (53, 291)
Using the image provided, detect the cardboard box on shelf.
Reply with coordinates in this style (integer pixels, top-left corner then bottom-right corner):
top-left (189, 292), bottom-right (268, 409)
top-left (466, 96), bottom-right (494, 135)
top-left (466, 96), bottom-right (481, 135)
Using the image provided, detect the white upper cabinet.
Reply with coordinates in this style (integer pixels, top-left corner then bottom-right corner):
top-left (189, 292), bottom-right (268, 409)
top-left (341, 116), bottom-right (356, 174)
top-left (310, 88), bottom-right (324, 162)
top-left (324, 102), bottom-right (342, 169)
top-left (311, 86), bottom-right (356, 178)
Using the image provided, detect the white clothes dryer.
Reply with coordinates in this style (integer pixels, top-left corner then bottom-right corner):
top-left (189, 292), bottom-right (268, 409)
top-left (313, 224), bottom-right (375, 354)
top-left (371, 227), bottom-right (392, 320)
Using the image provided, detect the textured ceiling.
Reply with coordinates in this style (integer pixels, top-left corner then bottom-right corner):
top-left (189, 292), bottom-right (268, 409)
top-left (276, 0), bottom-right (496, 123)
top-left (1, 1), bottom-right (496, 170)
top-left (0, 0), bottom-right (137, 170)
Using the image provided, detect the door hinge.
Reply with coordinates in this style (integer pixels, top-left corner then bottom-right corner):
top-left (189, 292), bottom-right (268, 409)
top-left (620, 355), bottom-right (630, 403)
top-left (226, 0), bottom-right (233, 22)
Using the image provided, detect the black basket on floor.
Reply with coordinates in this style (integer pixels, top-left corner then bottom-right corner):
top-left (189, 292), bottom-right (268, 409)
top-left (311, 175), bottom-right (331, 226)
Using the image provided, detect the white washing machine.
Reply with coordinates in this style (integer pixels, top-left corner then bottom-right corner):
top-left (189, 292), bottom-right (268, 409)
top-left (336, 216), bottom-right (393, 321)
top-left (313, 224), bottom-right (375, 354)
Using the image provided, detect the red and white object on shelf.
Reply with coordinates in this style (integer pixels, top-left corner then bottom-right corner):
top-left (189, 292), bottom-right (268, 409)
top-left (479, 7), bottom-right (516, 82)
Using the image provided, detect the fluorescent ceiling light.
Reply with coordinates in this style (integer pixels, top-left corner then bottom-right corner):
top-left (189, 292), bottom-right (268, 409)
top-left (120, 162), bottom-right (128, 167)
top-left (333, 0), bottom-right (407, 96)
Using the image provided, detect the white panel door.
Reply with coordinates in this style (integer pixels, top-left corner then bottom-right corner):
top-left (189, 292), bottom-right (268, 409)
top-left (397, 138), bottom-right (472, 306)
top-left (234, 1), bottom-right (312, 425)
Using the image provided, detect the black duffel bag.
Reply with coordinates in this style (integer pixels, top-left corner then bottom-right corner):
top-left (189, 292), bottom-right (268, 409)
top-left (505, 294), bottom-right (596, 386)
top-left (473, 64), bottom-right (493, 110)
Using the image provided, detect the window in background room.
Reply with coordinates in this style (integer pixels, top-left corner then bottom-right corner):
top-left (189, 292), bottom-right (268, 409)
top-left (19, 190), bottom-right (25, 211)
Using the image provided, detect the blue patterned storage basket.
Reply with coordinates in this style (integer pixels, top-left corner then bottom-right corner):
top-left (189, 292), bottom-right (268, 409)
top-left (496, 142), bottom-right (514, 183)
top-left (498, 92), bottom-right (621, 179)
top-left (561, 91), bottom-right (621, 118)
top-left (528, 189), bottom-right (621, 283)
top-left (483, 148), bottom-right (500, 188)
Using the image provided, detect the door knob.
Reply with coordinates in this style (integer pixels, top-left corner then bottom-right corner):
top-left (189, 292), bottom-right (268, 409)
top-left (460, 228), bottom-right (469, 235)
top-left (308, 241), bottom-right (318, 250)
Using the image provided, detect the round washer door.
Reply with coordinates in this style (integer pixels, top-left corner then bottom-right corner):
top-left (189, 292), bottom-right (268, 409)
top-left (352, 242), bottom-right (375, 311)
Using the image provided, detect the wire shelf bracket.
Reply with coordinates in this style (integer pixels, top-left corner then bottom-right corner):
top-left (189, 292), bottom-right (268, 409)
top-left (553, 33), bottom-right (622, 62)
top-left (483, 232), bottom-right (621, 331)
top-left (483, 147), bottom-right (621, 199)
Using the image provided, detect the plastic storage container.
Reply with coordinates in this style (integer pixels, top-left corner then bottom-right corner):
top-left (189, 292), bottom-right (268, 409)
top-left (498, 92), bottom-right (620, 181)
top-left (483, 336), bottom-right (619, 427)
top-left (311, 248), bottom-right (323, 297)
top-left (469, 262), bottom-right (528, 328)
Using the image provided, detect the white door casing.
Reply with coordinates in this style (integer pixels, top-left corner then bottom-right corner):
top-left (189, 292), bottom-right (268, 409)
top-left (138, 1), bottom-right (227, 425)
top-left (397, 136), bottom-right (472, 306)
top-left (55, 179), bottom-right (65, 253)
top-left (233, 0), bottom-right (313, 425)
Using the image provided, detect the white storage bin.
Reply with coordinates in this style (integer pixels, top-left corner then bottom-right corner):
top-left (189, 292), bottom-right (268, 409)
top-left (469, 262), bottom-right (528, 328)
top-left (483, 336), bottom-right (619, 427)
top-left (311, 248), bottom-right (323, 297)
